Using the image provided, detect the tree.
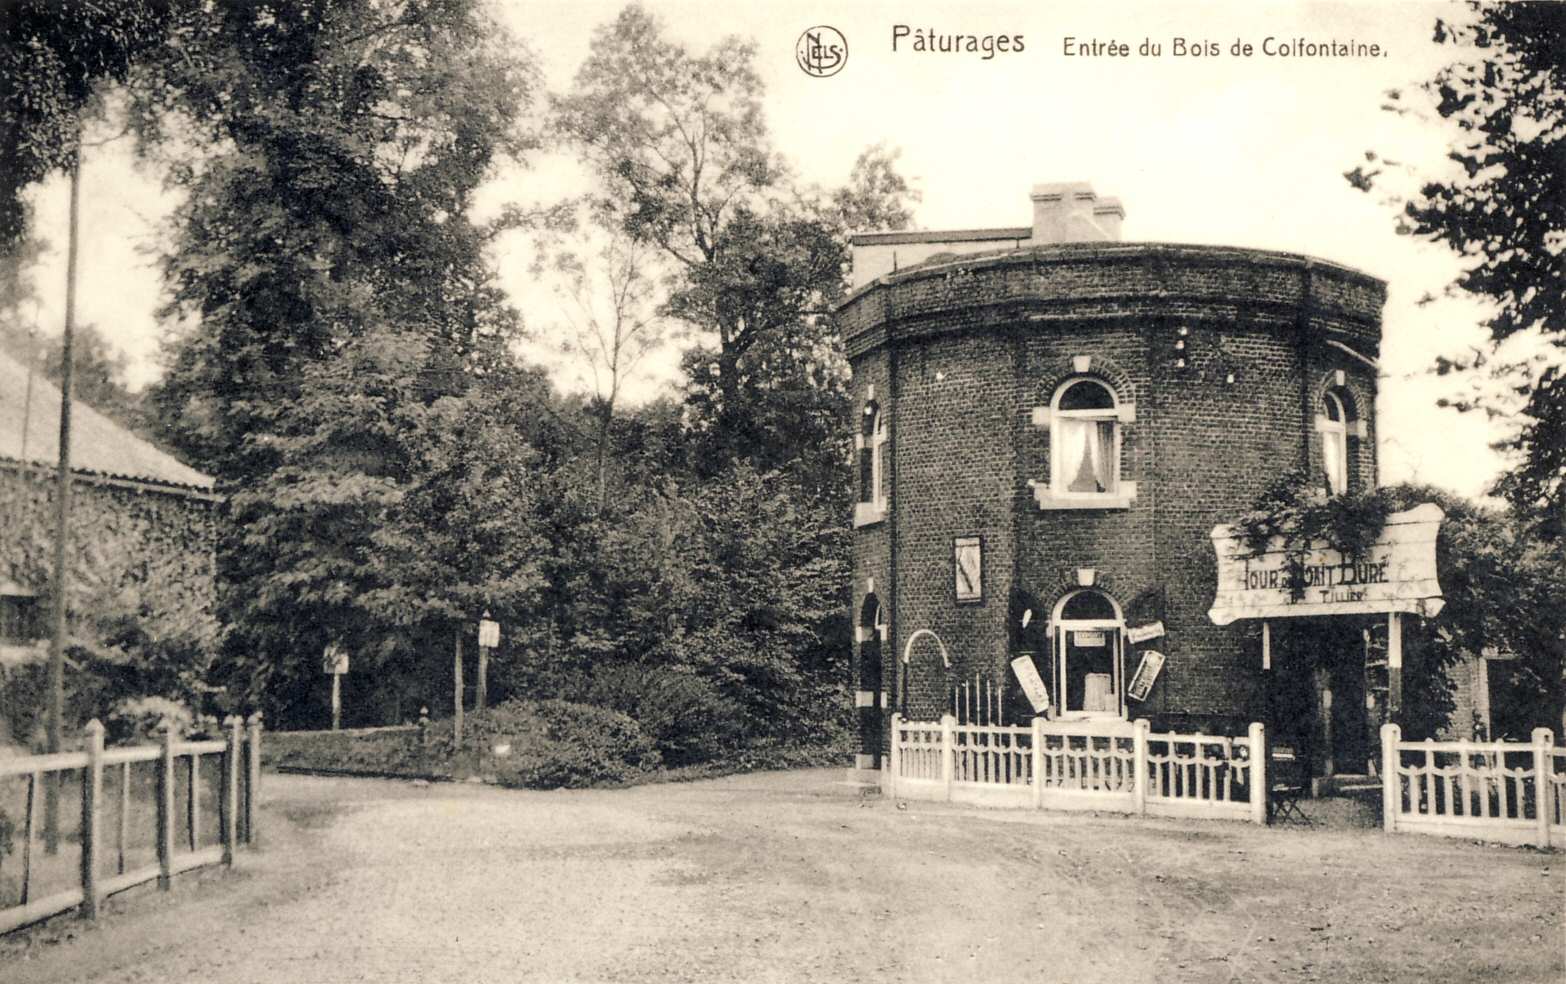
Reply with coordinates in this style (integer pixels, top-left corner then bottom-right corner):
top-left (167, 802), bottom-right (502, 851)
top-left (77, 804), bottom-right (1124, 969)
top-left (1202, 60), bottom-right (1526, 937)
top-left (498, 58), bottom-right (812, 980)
top-left (0, 0), bottom-right (182, 246)
top-left (1347, 3), bottom-right (1566, 528)
top-left (127, 0), bottom-right (549, 722)
top-left (554, 4), bottom-right (917, 473)
top-left (533, 204), bottom-right (673, 510)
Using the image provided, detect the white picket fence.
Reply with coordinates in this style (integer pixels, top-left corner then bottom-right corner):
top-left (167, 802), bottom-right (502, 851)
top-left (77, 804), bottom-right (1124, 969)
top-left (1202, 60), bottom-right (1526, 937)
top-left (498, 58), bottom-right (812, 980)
top-left (1380, 724), bottom-right (1564, 848)
top-left (887, 714), bottom-right (1266, 824)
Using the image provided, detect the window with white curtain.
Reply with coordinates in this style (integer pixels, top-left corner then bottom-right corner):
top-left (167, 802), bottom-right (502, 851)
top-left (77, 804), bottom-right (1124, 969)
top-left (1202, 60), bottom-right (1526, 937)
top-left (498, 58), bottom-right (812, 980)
top-left (1051, 379), bottom-right (1120, 497)
top-left (1321, 391), bottom-right (1348, 495)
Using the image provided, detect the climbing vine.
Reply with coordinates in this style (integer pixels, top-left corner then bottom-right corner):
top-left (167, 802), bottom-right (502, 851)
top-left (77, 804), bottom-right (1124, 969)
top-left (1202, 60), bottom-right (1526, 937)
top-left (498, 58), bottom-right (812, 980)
top-left (1234, 471), bottom-right (1401, 601)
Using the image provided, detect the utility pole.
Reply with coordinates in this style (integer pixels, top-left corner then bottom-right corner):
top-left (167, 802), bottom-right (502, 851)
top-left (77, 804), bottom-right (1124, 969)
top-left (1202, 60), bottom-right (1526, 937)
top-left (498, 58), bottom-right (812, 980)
top-left (453, 628), bottom-right (464, 747)
top-left (45, 136), bottom-right (82, 854)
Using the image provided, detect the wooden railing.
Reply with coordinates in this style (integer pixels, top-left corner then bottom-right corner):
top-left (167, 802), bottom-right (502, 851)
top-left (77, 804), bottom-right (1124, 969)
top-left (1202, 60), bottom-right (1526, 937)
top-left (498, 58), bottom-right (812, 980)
top-left (0, 714), bottom-right (263, 936)
top-left (888, 714), bottom-right (1265, 824)
top-left (1380, 724), bottom-right (1561, 848)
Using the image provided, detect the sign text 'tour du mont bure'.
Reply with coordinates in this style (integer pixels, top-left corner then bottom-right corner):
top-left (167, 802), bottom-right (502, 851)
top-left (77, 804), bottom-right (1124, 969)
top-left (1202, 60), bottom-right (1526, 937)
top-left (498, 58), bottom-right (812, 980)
top-left (1207, 503), bottom-right (1445, 626)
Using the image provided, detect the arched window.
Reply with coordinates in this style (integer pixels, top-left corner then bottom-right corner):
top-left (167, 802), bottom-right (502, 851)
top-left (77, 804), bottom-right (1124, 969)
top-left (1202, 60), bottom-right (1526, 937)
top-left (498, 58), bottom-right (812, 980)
top-left (1051, 379), bottom-right (1120, 498)
top-left (871, 408), bottom-right (888, 508)
top-left (1319, 390), bottom-right (1349, 495)
top-left (1051, 589), bottom-right (1126, 718)
top-left (857, 402), bottom-right (890, 521)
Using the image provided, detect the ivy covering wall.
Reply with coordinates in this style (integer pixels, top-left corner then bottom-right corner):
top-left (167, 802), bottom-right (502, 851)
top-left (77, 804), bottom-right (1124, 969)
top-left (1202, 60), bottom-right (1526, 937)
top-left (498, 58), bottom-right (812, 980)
top-left (0, 463), bottom-right (218, 743)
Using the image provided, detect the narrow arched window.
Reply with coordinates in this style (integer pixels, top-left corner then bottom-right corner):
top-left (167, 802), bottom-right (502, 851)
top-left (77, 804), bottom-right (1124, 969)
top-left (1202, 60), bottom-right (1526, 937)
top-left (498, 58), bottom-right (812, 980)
top-left (871, 408), bottom-right (888, 508)
top-left (1320, 391), bottom-right (1349, 495)
top-left (1051, 379), bottom-right (1120, 498)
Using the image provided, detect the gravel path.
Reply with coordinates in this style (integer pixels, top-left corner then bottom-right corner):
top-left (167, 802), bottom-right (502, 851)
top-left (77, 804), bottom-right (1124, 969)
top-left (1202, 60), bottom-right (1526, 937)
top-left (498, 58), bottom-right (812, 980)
top-left (3, 769), bottom-right (1561, 984)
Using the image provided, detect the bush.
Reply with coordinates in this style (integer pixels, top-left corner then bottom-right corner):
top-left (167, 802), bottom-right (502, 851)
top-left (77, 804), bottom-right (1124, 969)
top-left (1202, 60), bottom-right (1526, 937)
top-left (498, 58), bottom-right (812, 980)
top-left (264, 725), bottom-right (439, 778)
top-left (105, 696), bottom-right (196, 745)
top-left (488, 699), bottom-right (660, 789)
top-left (584, 665), bottom-right (742, 766)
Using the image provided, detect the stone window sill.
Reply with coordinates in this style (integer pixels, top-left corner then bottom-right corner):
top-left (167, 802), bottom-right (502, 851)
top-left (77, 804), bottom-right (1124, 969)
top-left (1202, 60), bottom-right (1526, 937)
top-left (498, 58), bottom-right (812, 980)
top-left (1033, 482), bottom-right (1137, 511)
top-left (853, 502), bottom-right (888, 528)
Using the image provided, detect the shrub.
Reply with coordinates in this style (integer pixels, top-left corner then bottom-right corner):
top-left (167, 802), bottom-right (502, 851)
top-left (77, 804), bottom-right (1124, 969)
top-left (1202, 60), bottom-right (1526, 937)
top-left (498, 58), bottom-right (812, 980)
top-left (105, 696), bottom-right (195, 745)
top-left (584, 664), bottom-right (742, 766)
top-left (489, 699), bottom-right (660, 789)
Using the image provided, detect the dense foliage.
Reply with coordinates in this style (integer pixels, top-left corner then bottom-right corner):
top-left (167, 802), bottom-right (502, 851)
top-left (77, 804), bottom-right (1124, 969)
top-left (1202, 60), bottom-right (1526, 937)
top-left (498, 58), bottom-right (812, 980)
top-left (1350, 2), bottom-right (1566, 528)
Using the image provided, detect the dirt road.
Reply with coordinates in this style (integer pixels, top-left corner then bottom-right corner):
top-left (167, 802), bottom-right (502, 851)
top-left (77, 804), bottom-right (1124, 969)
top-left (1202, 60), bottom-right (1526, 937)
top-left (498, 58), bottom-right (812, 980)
top-left (3, 770), bottom-right (1561, 984)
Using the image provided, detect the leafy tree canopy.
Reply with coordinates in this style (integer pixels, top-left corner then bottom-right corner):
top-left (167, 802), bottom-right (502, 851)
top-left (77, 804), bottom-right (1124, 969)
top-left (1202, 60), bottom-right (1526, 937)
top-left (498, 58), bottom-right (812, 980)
top-left (1349, 2), bottom-right (1566, 527)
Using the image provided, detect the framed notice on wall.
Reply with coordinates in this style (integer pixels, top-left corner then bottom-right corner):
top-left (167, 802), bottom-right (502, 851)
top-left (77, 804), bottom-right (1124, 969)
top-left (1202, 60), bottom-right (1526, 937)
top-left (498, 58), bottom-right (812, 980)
top-left (1127, 650), bottom-right (1165, 702)
top-left (953, 535), bottom-right (983, 603)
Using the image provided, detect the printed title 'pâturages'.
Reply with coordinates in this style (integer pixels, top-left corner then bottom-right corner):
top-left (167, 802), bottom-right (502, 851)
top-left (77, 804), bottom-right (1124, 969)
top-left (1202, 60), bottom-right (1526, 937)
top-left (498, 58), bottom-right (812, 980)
top-left (893, 26), bottom-right (1025, 59)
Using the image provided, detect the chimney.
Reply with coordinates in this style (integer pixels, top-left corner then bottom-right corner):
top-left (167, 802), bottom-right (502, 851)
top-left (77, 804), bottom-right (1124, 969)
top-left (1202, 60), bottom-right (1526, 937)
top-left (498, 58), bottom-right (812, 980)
top-left (1029, 182), bottom-right (1125, 244)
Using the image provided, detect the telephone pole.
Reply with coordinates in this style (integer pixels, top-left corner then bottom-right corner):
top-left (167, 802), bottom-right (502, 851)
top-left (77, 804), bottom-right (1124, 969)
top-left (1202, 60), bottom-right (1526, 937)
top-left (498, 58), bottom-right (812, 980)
top-left (44, 138), bottom-right (82, 853)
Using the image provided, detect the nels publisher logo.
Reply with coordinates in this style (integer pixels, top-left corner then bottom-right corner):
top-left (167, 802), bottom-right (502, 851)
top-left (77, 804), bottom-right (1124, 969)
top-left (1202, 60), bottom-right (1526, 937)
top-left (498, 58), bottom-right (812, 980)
top-left (796, 26), bottom-right (847, 77)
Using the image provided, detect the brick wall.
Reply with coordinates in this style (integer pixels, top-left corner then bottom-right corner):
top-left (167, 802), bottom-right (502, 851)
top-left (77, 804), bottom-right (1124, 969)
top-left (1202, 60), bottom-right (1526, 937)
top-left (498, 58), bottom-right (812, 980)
top-left (845, 242), bottom-right (1386, 739)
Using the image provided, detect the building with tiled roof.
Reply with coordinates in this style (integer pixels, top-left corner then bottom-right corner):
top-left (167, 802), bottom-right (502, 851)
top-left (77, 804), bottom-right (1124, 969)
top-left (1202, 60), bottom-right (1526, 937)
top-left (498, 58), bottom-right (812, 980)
top-left (1, 350), bottom-right (218, 723)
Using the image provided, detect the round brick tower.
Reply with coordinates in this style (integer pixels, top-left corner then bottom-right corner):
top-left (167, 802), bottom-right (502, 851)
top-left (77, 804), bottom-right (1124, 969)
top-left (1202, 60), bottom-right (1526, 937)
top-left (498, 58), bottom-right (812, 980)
top-left (840, 183), bottom-right (1386, 779)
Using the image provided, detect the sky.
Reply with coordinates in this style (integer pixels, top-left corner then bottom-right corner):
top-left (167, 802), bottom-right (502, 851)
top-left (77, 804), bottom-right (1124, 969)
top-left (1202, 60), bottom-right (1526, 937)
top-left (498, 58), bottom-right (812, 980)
top-left (16, 0), bottom-right (1511, 499)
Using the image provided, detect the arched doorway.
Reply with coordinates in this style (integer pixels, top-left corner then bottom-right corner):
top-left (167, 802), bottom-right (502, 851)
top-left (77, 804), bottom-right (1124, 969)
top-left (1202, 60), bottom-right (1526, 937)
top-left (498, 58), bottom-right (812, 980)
top-left (856, 595), bottom-right (887, 769)
top-left (1051, 589), bottom-right (1126, 718)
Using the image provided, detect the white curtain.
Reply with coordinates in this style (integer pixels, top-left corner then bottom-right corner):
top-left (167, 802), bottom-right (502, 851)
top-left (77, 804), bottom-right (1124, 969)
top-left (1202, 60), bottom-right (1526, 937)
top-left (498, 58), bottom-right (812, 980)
top-left (1061, 419), bottom-right (1114, 493)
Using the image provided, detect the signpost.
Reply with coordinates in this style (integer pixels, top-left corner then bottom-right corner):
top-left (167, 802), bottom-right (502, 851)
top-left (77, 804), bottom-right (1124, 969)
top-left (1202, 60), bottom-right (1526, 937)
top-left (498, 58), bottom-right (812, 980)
top-left (322, 644), bottom-right (349, 731)
top-left (1208, 502), bottom-right (1447, 727)
top-left (1207, 503), bottom-right (1445, 625)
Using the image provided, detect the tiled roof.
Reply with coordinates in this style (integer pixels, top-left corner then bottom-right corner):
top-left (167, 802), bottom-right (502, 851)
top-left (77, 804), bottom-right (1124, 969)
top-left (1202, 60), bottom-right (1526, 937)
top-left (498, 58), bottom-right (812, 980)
top-left (0, 350), bottom-right (213, 492)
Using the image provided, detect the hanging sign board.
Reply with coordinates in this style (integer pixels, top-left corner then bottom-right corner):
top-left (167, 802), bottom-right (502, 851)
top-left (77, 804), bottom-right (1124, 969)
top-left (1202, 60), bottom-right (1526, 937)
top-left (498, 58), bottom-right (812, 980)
top-left (1127, 650), bottom-right (1165, 702)
top-left (322, 644), bottom-right (349, 675)
top-left (478, 618), bottom-right (501, 649)
top-left (1208, 503), bottom-right (1445, 625)
top-left (1073, 630), bottom-right (1107, 647)
top-left (1010, 654), bottom-right (1050, 714)
top-left (1125, 621), bottom-right (1165, 644)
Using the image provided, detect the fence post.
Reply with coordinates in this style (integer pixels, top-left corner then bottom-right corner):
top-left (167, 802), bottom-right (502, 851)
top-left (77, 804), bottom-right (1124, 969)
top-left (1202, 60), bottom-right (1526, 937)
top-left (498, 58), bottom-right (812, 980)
top-left (157, 724), bottom-right (176, 890)
top-left (245, 712), bottom-right (263, 847)
top-left (1532, 728), bottom-right (1553, 849)
top-left (940, 714), bottom-right (955, 802)
top-left (1380, 722), bottom-right (1401, 833)
top-left (80, 720), bottom-right (104, 920)
top-left (1130, 719), bottom-right (1149, 816)
top-left (1247, 722), bottom-right (1266, 826)
top-left (222, 715), bottom-right (242, 865)
top-left (1031, 716), bottom-right (1045, 810)
top-left (887, 714), bottom-right (901, 799)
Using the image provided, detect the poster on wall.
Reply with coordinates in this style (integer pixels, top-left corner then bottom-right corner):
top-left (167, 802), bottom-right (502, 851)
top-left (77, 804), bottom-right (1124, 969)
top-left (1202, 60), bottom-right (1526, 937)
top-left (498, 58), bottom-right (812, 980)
top-left (1126, 650), bottom-right (1165, 702)
top-left (953, 535), bottom-right (984, 603)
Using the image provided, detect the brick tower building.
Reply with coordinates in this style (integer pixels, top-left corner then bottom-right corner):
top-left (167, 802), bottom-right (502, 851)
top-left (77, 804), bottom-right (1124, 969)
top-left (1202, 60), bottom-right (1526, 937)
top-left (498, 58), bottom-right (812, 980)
top-left (842, 183), bottom-right (1390, 780)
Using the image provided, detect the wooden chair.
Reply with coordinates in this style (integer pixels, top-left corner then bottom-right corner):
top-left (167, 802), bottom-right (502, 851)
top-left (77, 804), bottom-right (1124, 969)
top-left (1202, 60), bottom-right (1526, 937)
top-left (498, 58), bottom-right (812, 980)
top-left (1268, 752), bottom-right (1312, 826)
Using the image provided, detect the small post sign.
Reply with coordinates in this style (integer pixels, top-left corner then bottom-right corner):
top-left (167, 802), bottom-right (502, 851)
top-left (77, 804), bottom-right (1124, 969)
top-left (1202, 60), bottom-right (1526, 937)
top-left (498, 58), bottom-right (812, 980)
top-left (323, 644), bottom-right (348, 731)
top-left (478, 616), bottom-right (500, 649)
top-left (476, 613), bottom-right (500, 712)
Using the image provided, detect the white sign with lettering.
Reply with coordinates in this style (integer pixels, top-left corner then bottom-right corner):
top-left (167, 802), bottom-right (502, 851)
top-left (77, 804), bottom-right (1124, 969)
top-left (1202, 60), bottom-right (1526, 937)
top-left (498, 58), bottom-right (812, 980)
top-left (1208, 503), bottom-right (1445, 625)
top-left (1010, 655), bottom-right (1051, 714)
top-left (1127, 650), bottom-right (1165, 702)
top-left (1125, 621), bottom-right (1165, 644)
